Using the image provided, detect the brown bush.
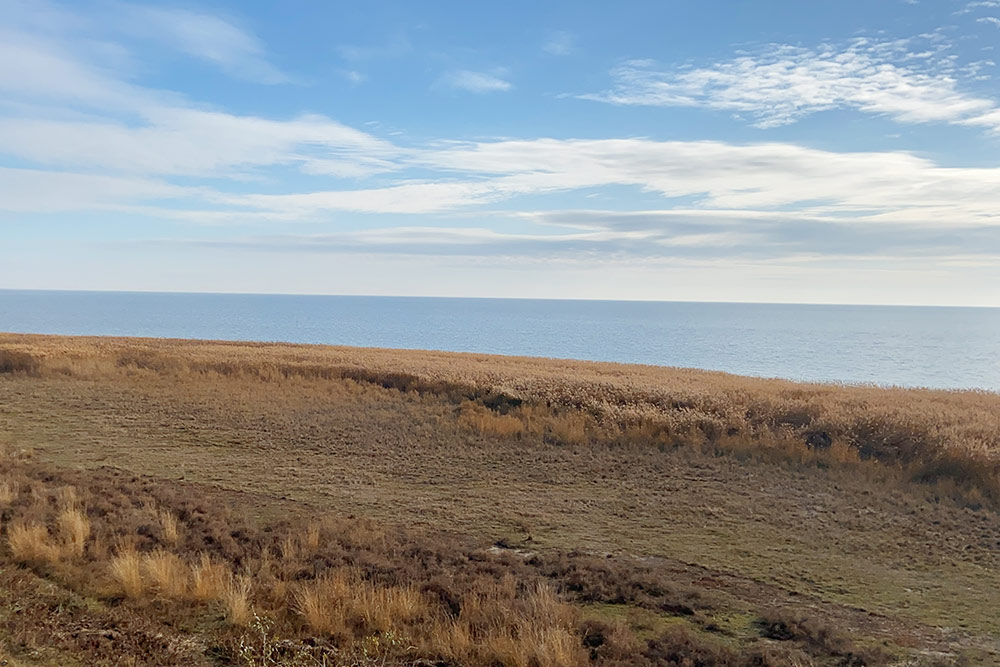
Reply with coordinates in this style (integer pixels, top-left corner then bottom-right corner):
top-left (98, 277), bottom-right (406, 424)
top-left (0, 349), bottom-right (40, 375)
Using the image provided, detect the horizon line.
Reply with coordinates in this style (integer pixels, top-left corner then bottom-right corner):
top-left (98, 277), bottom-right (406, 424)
top-left (0, 287), bottom-right (997, 310)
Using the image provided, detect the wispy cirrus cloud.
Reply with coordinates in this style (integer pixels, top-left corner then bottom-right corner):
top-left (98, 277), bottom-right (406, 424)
top-left (957, 0), bottom-right (1000, 14)
top-left (581, 36), bottom-right (1000, 130)
top-left (543, 30), bottom-right (576, 56)
top-left (158, 212), bottom-right (1000, 262)
top-left (0, 20), bottom-right (399, 179)
top-left (116, 5), bottom-right (290, 83)
top-left (438, 69), bottom-right (512, 93)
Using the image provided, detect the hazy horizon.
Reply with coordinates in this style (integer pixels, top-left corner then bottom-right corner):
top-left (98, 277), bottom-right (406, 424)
top-left (1, 286), bottom-right (999, 310)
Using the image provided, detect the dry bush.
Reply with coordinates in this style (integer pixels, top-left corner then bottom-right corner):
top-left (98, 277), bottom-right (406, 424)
top-left (757, 607), bottom-right (887, 664)
top-left (56, 508), bottom-right (90, 558)
top-left (0, 349), bottom-right (40, 375)
top-left (8, 522), bottom-right (60, 565)
top-left (110, 547), bottom-right (145, 597)
top-left (143, 550), bottom-right (188, 598)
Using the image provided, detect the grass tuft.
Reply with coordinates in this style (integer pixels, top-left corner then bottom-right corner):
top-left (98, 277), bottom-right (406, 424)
top-left (110, 547), bottom-right (144, 598)
top-left (56, 508), bottom-right (90, 558)
top-left (8, 522), bottom-right (60, 565)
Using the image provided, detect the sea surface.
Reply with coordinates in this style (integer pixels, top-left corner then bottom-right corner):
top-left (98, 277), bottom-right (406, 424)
top-left (1, 290), bottom-right (997, 391)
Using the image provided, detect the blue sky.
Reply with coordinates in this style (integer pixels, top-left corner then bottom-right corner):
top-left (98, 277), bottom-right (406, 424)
top-left (1, 0), bottom-right (999, 305)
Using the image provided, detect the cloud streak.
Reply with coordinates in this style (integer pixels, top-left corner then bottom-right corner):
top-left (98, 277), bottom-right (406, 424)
top-left (582, 37), bottom-right (1000, 130)
top-left (439, 70), bottom-right (513, 93)
top-left (118, 6), bottom-right (290, 83)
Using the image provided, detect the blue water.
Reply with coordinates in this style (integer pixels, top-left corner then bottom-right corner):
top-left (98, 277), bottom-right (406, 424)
top-left (0, 290), bottom-right (997, 391)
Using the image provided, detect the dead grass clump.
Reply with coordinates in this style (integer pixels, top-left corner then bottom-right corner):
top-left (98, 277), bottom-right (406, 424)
top-left (437, 581), bottom-right (586, 667)
top-left (143, 550), bottom-right (188, 598)
top-left (110, 547), bottom-right (145, 598)
top-left (8, 522), bottom-right (60, 565)
top-left (910, 450), bottom-right (1000, 509)
top-left (359, 583), bottom-right (429, 634)
top-left (115, 350), bottom-right (180, 374)
top-left (224, 575), bottom-right (254, 626)
top-left (0, 478), bottom-right (19, 505)
top-left (294, 572), bottom-right (351, 640)
top-left (294, 570), bottom-right (430, 640)
top-left (56, 508), bottom-right (90, 558)
top-left (159, 510), bottom-right (181, 546)
top-left (458, 401), bottom-right (525, 438)
top-left (191, 553), bottom-right (230, 601)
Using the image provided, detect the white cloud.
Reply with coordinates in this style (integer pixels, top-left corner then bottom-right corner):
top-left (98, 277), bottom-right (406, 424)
top-left (0, 110), bottom-right (400, 177)
top-left (582, 37), bottom-right (1000, 130)
top-left (439, 70), bottom-right (512, 93)
top-left (0, 167), bottom-right (190, 212)
top-left (0, 30), bottom-right (160, 111)
top-left (543, 31), bottom-right (576, 56)
top-left (117, 6), bottom-right (289, 83)
top-left (957, 0), bottom-right (1000, 14)
top-left (152, 138), bottom-right (1000, 235)
top-left (0, 26), bottom-right (399, 179)
top-left (978, 16), bottom-right (1000, 26)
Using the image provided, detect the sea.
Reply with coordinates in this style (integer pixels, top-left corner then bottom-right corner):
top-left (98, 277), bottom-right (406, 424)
top-left (0, 290), bottom-right (997, 392)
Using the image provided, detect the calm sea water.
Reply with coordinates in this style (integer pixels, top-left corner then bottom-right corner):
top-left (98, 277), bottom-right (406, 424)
top-left (0, 290), bottom-right (997, 391)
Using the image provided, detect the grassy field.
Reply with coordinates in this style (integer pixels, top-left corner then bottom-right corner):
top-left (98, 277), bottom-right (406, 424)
top-left (0, 334), bottom-right (998, 665)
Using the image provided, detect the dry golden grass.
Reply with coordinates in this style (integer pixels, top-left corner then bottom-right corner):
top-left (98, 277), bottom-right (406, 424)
top-left (304, 523), bottom-right (320, 554)
top-left (143, 549), bottom-right (188, 598)
top-left (223, 575), bottom-right (253, 626)
top-left (293, 571), bottom-right (352, 638)
top-left (110, 547), bottom-right (144, 598)
top-left (158, 509), bottom-right (180, 547)
top-left (56, 508), bottom-right (90, 558)
top-left (5, 333), bottom-right (999, 492)
top-left (8, 522), bottom-right (60, 566)
top-left (57, 485), bottom-right (79, 509)
top-left (0, 478), bottom-right (18, 505)
top-left (1, 334), bottom-right (999, 664)
top-left (191, 552), bottom-right (229, 602)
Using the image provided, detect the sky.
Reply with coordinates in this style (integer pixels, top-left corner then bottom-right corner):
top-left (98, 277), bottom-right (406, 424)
top-left (1, 0), bottom-right (999, 305)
